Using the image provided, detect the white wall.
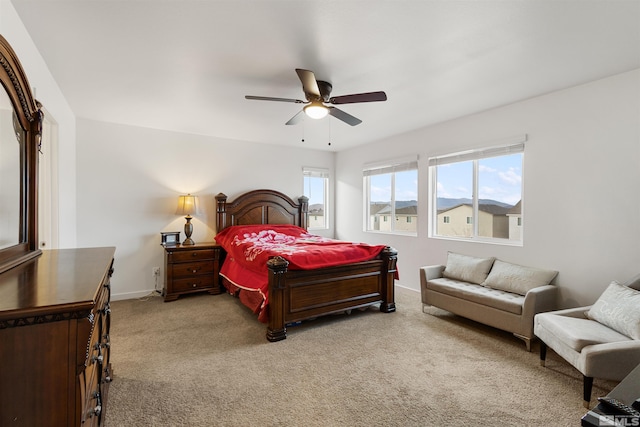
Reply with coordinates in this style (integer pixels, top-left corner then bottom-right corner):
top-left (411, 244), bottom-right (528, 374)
top-left (336, 69), bottom-right (640, 308)
top-left (0, 0), bottom-right (77, 247)
top-left (75, 119), bottom-right (335, 299)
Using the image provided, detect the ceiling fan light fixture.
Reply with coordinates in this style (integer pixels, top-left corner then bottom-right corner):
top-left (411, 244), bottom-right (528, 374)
top-left (303, 102), bottom-right (329, 119)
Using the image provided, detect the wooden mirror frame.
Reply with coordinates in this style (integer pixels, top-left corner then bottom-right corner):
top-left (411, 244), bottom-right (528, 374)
top-left (0, 35), bottom-right (43, 273)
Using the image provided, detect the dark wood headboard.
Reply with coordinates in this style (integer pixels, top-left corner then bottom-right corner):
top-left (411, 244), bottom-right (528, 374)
top-left (215, 189), bottom-right (309, 232)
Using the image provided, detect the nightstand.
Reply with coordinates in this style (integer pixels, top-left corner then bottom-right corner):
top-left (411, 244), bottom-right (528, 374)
top-left (163, 242), bottom-right (222, 301)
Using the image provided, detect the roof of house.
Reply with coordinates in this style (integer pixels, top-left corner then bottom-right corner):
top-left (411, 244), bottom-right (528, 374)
top-left (438, 203), bottom-right (512, 216)
top-left (507, 200), bottom-right (522, 215)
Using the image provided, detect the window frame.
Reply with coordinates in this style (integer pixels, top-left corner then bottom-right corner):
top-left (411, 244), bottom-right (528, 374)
top-left (428, 137), bottom-right (525, 245)
top-left (303, 167), bottom-right (329, 230)
top-left (363, 156), bottom-right (418, 235)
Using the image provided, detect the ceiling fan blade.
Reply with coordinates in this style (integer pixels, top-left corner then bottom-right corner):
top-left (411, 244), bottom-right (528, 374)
top-left (295, 69), bottom-right (321, 97)
top-left (245, 95), bottom-right (305, 103)
top-left (329, 91), bottom-right (387, 104)
top-left (285, 110), bottom-right (305, 125)
top-left (328, 107), bottom-right (362, 126)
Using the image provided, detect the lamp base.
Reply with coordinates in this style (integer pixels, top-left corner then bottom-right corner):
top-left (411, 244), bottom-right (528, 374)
top-left (183, 215), bottom-right (195, 245)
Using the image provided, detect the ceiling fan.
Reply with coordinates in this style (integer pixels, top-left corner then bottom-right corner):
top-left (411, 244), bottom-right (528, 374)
top-left (245, 68), bottom-right (387, 126)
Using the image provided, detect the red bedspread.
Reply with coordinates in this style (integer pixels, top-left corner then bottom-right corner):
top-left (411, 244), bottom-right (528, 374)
top-left (215, 224), bottom-right (387, 322)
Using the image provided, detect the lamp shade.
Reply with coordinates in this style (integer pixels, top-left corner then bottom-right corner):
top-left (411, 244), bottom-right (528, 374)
top-left (176, 194), bottom-right (198, 216)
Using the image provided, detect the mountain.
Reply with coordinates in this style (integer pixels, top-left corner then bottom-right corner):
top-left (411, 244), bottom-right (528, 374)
top-left (436, 198), bottom-right (513, 209)
top-left (395, 200), bottom-right (417, 208)
top-left (308, 203), bottom-right (324, 213)
top-left (368, 198), bottom-right (512, 209)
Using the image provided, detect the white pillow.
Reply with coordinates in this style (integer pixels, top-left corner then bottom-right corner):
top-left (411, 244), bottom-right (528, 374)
top-left (442, 252), bottom-right (495, 285)
top-left (482, 260), bottom-right (557, 295)
top-left (587, 281), bottom-right (640, 340)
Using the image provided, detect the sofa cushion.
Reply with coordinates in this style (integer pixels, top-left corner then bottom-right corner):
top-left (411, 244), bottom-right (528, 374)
top-left (482, 260), bottom-right (558, 296)
top-left (587, 281), bottom-right (640, 339)
top-left (442, 252), bottom-right (495, 285)
top-left (536, 312), bottom-right (631, 352)
top-left (428, 277), bottom-right (524, 315)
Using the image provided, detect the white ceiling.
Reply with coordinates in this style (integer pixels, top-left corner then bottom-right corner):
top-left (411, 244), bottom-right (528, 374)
top-left (10, 0), bottom-right (640, 151)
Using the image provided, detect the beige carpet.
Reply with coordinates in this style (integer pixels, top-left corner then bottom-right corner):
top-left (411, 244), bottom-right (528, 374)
top-left (105, 287), bottom-right (615, 426)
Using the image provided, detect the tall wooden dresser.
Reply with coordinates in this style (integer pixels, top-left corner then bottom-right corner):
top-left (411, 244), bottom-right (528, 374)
top-left (0, 247), bottom-right (116, 427)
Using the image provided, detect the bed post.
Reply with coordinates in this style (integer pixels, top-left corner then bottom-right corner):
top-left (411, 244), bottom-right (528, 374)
top-left (215, 193), bottom-right (227, 232)
top-left (266, 256), bottom-right (289, 342)
top-left (297, 195), bottom-right (309, 230)
top-left (380, 246), bottom-right (398, 313)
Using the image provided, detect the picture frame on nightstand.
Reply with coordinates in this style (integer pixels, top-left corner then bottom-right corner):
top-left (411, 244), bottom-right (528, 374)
top-left (160, 231), bottom-right (181, 246)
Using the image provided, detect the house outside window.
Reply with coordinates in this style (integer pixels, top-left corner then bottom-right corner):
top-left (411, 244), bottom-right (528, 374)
top-left (429, 137), bottom-right (525, 244)
top-left (303, 167), bottom-right (329, 230)
top-left (364, 156), bottom-right (418, 235)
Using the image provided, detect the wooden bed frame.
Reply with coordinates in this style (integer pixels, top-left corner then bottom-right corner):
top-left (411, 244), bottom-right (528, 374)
top-left (215, 189), bottom-right (398, 342)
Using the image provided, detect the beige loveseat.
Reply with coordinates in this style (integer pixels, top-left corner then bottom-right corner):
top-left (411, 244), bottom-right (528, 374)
top-left (420, 252), bottom-right (558, 350)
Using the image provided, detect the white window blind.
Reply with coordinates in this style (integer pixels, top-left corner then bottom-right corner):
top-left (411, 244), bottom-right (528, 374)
top-left (303, 167), bottom-right (330, 178)
top-left (428, 136), bottom-right (526, 166)
top-left (363, 155), bottom-right (418, 176)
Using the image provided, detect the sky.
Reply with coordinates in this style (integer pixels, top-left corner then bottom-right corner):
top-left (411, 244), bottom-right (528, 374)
top-left (370, 169), bottom-right (418, 203)
top-left (436, 153), bottom-right (522, 206)
top-left (304, 176), bottom-right (325, 205)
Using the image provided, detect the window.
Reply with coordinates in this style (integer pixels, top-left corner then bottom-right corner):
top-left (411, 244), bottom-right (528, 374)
top-left (303, 167), bottom-right (329, 230)
top-left (429, 137), bottom-right (525, 244)
top-left (364, 156), bottom-right (418, 234)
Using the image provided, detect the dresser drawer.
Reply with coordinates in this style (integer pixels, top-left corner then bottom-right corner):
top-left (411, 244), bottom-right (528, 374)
top-left (170, 261), bottom-right (215, 278)
top-left (168, 249), bottom-right (217, 263)
top-left (172, 275), bottom-right (216, 292)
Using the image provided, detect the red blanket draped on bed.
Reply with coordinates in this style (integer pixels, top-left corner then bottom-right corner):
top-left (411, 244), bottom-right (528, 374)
top-left (215, 224), bottom-right (387, 322)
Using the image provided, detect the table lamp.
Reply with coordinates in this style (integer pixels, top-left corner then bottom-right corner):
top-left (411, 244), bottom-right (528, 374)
top-left (176, 194), bottom-right (198, 245)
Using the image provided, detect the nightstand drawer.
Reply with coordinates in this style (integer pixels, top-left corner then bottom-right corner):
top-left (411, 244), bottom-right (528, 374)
top-left (168, 249), bottom-right (217, 263)
top-left (170, 261), bottom-right (215, 278)
top-left (172, 275), bottom-right (215, 292)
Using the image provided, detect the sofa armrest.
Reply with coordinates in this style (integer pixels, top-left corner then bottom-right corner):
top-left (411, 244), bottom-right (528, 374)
top-left (522, 285), bottom-right (558, 317)
top-left (419, 265), bottom-right (445, 286)
top-left (582, 340), bottom-right (640, 379)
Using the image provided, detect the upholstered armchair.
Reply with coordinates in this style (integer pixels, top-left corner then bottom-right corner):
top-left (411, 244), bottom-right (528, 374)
top-left (534, 274), bottom-right (640, 408)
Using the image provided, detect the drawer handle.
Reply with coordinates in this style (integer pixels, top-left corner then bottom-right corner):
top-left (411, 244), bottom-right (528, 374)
top-left (103, 366), bottom-right (112, 383)
top-left (87, 391), bottom-right (102, 418)
top-left (88, 404), bottom-right (102, 418)
top-left (192, 269), bottom-right (197, 273)
top-left (192, 283), bottom-right (197, 288)
top-left (192, 252), bottom-right (198, 257)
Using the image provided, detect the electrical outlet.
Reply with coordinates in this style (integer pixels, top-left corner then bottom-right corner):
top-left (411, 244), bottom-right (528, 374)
top-left (152, 267), bottom-right (160, 277)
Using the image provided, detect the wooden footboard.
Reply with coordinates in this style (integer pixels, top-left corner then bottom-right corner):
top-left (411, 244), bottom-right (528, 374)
top-left (266, 246), bottom-right (398, 342)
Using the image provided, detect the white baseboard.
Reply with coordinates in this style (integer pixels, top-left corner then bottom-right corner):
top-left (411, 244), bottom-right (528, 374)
top-left (112, 289), bottom-right (161, 301)
top-left (395, 283), bottom-right (419, 294)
